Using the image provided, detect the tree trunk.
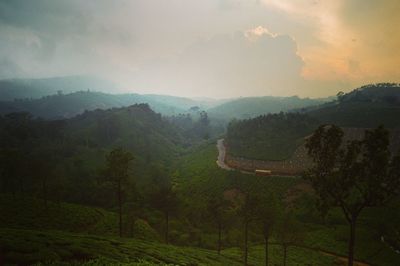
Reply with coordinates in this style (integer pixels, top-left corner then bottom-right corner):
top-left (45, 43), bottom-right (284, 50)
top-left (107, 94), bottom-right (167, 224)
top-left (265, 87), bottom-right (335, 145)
top-left (18, 176), bottom-right (23, 194)
top-left (283, 245), bottom-right (287, 266)
top-left (348, 217), bottom-right (357, 266)
top-left (118, 180), bottom-right (122, 237)
top-left (244, 221), bottom-right (248, 266)
top-left (218, 223), bottom-right (222, 254)
top-left (165, 211), bottom-right (169, 244)
top-left (42, 177), bottom-right (47, 210)
top-left (264, 235), bottom-right (269, 266)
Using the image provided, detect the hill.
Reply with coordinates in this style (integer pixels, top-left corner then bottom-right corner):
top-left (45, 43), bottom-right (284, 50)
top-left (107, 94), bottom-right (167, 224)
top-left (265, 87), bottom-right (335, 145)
top-left (207, 96), bottom-right (326, 120)
top-left (0, 104), bottom-right (191, 206)
top-left (306, 83), bottom-right (400, 128)
top-left (224, 84), bottom-right (400, 162)
top-left (0, 91), bottom-right (203, 119)
top-left (0, 76), bottom-right (118, 101)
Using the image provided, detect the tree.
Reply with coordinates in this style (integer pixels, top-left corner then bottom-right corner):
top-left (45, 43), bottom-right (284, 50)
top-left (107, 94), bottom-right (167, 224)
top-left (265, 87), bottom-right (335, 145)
top-left (237, 191), bottom-right (259, 266)
top-left (0, 149), bottom-right (24, 197)
top-left (304, 125), bottom-right (400, 266)
top-left (207, 193), bottom-right (231, 254)
top-left (255, 192), bottom-right (279, 266)
top-left (150, 181), bottom-right (179, 244)
top-left (275, 212), bottom-right (303, 266)
top-left (337, 91), bottom-right (345, 103)
top-left (105, 147), bottom-right (134, 237)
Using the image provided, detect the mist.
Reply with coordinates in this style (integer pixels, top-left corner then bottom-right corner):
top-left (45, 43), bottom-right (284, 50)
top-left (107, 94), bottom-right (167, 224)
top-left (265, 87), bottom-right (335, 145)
top-left (0, 0), bottom-right (399, 98)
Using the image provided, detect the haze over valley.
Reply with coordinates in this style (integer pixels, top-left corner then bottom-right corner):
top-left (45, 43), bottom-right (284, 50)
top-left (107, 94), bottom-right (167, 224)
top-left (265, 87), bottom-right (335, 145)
top-left (1, 1), bottom-right (400, 266)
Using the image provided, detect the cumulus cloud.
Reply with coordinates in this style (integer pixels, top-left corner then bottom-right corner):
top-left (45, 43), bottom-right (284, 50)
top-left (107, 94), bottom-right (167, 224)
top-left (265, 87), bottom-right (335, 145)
top-left (0, 0), bottom-right (398, 98)
top-left (129, 27), bottom-right (304, 97)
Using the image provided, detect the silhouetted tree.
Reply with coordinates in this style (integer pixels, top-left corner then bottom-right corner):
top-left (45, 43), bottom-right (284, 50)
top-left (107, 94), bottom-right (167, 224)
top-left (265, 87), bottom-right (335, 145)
top-left (0, 149), bottom-right (24, 197)
top-left (256, 192), bottom-right (279, 266)
top-left (150, 181), bottom-right (179, 244)
top-left (275, 212), bottom-right (303, 266)
top-left (207, 193), bottom-right (231, 254)
top-left (304, 125), bottom-right (400, 266)
top-left (237, 192), bottom-right (259, 266)
top-left (104, 147), bottom-right (134, 237)
top-left (337, 91), bottom-right (345, 103)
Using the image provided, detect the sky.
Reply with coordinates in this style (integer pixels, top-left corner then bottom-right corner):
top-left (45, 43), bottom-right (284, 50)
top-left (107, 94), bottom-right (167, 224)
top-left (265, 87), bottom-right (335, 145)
top-left (0, 0), bottom-right (399, 98)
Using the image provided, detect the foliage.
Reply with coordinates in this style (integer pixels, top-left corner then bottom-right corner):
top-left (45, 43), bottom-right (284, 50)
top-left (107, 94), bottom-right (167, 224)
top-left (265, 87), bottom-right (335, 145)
top-left (226, 112), bottom-right (319, 160)
top-left (207, 96), bottom-right (325, 121)
top-left (304, 125), bottom-right (400, 266)
top-left (307, 84), bottom-right (400, 128)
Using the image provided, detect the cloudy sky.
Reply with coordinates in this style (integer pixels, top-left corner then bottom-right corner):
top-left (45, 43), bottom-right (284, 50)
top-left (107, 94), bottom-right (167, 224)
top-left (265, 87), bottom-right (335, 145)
top-left (0, 0), bottom-right (399, 98)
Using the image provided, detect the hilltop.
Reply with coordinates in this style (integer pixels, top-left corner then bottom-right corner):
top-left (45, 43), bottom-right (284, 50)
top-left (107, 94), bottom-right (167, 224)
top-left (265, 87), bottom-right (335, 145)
top-left (306, 83), bottom-right (400, 128)
top-left (207, 95), bottom-right (327, 120)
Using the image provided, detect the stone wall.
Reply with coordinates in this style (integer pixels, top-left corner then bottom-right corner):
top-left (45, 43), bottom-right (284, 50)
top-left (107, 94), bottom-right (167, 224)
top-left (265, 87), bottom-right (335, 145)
top-left (225, 144), bottom-right (312, 176)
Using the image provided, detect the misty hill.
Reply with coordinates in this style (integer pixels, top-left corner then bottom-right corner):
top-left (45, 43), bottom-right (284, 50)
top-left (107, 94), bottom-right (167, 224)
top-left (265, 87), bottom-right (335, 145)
top-left (307, 83), bottom-right (400, 128)
top-left (0, 76), bottom-right (119, 101)
top-left (225, 84), bottom-right (400, 162)
top-left (207, 96), bottom-right (326, 120)
top-left (0, 104), bottom-right (189, 205)
top-left (0, 91), bottom-right (206, 119)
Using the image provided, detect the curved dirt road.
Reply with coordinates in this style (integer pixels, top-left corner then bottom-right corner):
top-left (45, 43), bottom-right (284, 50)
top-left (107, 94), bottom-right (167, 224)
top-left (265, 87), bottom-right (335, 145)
top-left (216, 139), bottom-right (233, 170)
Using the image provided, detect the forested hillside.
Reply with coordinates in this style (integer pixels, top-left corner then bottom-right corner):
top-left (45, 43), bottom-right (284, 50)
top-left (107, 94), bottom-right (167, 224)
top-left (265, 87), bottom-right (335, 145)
top-left (207, 96), bottom-right (326, 120)
top-left (226, 113), bottom-right (319, 160)
top-left (0, 76), bottom-right (118, 101)
top-left (0, 104), bottom-right (203, 207)
top-left (226, 84), bottom-right (400, 161)
top-left (306, 83), bottom-right (400, 128)
top-left (0, 91), bottom-right (202, 118)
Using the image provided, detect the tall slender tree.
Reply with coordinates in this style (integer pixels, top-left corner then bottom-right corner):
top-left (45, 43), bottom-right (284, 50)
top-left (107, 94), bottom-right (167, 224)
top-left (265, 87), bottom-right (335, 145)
top-left (304, 125), bottom-right (400, 266)
top-left (105, 147), bottom-right (134, 237)
top-left (207, 193), bottom-right (231, 254)
top-left (150, 181), bottom-right (179, 244)
top-left (256, 192), bottom-right (279, 266)
top-left (237, 191), bottom-right (259, 266)
top-left (275, 212), bottom-right (303, 266)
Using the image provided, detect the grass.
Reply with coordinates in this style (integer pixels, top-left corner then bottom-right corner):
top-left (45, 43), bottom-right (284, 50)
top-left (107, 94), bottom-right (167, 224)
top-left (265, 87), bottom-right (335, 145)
top-left (2, 142), bottom-right (400, 265)
top-left (303, 215), bottom-right (400, 266)
top-left (1, 227), bottom-right (342, 266)
top-left (0, 194), bottom-right (117, 235)
top-left (0, 228), bottom-right (243, 265)
top-left (0, 194), bottom-right (160, 242)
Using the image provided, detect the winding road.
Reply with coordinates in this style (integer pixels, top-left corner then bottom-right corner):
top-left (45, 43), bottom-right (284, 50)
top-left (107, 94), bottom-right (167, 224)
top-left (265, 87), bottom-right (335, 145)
top-left (216, 139), bottom-right (233, 170)
top-left (215, 139), bottom-right (372, 265)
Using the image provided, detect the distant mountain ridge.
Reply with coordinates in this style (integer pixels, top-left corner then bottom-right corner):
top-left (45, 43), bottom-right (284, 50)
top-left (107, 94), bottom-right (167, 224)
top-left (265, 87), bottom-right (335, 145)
top-left (207, 96), bottom-right (327, 120)
top-left (306, 83), bottom-right (400, 128)
top-left (0, 76), bottom-right (329, 120)
top-left (0, 76), bottom-right (119, 101)
top-left (0, 91), bottom-right (195, 118)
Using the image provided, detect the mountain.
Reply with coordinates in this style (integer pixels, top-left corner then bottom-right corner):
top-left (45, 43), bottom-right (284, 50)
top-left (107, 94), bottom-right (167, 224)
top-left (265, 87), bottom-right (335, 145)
top-left (0, 76), bottom-right (119, 101)
top-left (0, 91), bottom-right (193, 118)
top-left (224, 83), bottom-right (400, 162)
top-left (0, 103), bottom-right (189, 205)
top-left (307, 83), bottom-right (400, 128)
top-left (207, 96), bottom-right (326, 120)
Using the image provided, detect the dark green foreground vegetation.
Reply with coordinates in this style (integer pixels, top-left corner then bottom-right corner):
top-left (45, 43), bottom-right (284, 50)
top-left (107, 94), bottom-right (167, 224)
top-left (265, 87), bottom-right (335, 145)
top-left (1, 83), bottom-right (400, 265)
top-left (1, 142), bottom-right (400, 265)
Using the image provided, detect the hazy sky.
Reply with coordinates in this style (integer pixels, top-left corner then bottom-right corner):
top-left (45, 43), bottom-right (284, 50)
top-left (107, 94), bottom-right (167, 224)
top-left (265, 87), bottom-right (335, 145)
top-left (0, 0), bottom-right (399, 98)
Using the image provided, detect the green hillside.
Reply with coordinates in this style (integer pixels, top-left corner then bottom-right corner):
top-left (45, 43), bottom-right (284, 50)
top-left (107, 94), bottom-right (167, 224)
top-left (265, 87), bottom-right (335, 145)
top-left (307, 83), bottom-right (400, 128)
top-left (308, 101), bottom-right (400, 128)
top-left (0, 76), bottom-right (118, 101)
top-left (0, 104), bottom-right (192, 207)
top-left (207, 96), bottom-right (325, 120)
top-left (1, 142), bottom-right (400, 265)
top-left (0, 91), bottom-right (194, 118)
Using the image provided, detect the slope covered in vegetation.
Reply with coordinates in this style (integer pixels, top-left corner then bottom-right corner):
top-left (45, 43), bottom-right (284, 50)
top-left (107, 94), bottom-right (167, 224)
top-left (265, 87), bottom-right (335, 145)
top-left (307, 83), bottom-right (400, 128)
top-left (207, 96), bottom-right (326, 120)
